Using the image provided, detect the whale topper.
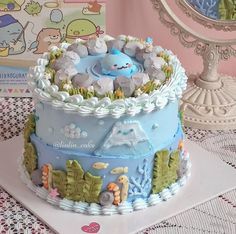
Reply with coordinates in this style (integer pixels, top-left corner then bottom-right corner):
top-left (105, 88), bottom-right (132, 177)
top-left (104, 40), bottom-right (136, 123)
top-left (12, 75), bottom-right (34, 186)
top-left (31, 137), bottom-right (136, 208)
top-left (100, 48), bottom-right (137, 78)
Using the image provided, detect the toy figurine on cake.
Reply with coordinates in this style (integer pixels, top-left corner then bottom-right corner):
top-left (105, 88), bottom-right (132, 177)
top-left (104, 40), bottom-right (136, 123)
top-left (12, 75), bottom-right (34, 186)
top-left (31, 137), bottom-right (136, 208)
top-left (22, 34), bottom-right (190, 215)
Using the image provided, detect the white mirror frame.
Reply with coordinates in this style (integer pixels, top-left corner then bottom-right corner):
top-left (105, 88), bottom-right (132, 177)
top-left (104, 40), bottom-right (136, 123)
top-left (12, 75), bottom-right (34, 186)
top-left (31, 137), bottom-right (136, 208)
top-left (151, 0), bottom-right (236, 130)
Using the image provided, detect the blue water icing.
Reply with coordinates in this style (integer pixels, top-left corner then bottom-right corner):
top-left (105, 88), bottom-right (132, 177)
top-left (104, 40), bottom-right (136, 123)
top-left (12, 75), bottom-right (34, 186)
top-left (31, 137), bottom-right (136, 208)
top-left (95, 121), bottom-right (153, 157)
top-left (75, 53), bottom-right (142, 80)
top-left (129, 159), bottom-right (152, 200)
top-left (35, 101), bottom-right (180, 157)
top-left (30, 122), bottom-right (183, 201)
top-left (187, 0), bottom-right (220, 19)
top-left (100, 49), bottom-right (138, 78)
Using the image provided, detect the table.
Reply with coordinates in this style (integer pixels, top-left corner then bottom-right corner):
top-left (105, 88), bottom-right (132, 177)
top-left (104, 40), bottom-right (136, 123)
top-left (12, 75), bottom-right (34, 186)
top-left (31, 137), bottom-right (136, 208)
top-left (0, 97), bottom-right (236, 234)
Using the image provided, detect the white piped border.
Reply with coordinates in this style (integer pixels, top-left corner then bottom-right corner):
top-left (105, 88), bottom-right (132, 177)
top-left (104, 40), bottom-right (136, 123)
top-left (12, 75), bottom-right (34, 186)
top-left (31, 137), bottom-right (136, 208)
top-left (18, 152), bottom-right (191, 216)
top-left (28, 35), bottom-right (188, 118)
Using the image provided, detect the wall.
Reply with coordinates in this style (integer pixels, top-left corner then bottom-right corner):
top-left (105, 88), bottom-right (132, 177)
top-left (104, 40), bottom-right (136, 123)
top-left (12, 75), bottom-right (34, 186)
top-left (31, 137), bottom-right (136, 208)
top-left (106, 0), bottom-right (236, 76)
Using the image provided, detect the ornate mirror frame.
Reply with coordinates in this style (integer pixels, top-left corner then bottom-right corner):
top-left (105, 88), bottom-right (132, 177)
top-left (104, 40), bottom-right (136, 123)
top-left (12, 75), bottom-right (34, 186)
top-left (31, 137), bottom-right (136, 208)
top-left (151, 0), bottom-right (236, 130)
top-left (177, 0), bottom-right (236, 31)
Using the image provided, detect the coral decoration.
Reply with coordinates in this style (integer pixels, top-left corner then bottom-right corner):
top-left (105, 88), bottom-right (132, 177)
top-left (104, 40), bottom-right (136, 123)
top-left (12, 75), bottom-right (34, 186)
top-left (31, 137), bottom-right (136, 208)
top-left (42, 164), bottom-right (53, 190)
top-left (129, 159), bottom-right (151, 198)
top-left (152, 150), bottom-right (180, 194)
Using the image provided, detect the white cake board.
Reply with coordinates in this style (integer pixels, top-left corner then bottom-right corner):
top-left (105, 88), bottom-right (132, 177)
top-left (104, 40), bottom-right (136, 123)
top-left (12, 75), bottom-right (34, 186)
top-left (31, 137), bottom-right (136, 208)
top-left (0, 136), bottom-right (236, 234)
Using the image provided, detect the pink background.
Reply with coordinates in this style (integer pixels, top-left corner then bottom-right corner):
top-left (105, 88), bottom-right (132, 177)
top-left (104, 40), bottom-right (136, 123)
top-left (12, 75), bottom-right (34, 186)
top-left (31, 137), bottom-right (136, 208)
top-left (106, 0), bottom-right (236, 76)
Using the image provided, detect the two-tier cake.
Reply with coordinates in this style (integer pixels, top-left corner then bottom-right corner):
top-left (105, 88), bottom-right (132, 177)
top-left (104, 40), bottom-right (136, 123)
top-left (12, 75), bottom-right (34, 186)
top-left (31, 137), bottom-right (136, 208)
top-left (21, 35), bottom-right (190, 215)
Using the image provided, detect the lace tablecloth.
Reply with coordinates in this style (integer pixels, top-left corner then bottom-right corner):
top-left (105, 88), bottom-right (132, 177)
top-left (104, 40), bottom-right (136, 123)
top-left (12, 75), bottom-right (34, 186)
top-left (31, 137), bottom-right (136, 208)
top-left (0, 97), bottom-right (236, 234)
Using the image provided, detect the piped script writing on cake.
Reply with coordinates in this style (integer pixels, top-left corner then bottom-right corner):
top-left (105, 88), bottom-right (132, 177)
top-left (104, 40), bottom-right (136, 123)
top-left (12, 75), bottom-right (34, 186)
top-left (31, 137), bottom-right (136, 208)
top-left (21, 34), bottom-right (190, 215)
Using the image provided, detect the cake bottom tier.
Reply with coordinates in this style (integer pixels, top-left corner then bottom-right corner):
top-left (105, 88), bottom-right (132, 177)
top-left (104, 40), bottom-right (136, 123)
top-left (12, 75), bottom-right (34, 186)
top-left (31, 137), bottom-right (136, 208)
top-left (22, 124), bottom-right (191, 215)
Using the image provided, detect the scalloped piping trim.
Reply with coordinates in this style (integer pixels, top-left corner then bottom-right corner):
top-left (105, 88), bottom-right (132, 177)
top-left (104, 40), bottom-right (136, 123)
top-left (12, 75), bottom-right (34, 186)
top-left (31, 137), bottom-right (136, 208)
top-left (18, 152), bottom-right (191, 216)
top-left (28, 35), bottom-right (188, 118)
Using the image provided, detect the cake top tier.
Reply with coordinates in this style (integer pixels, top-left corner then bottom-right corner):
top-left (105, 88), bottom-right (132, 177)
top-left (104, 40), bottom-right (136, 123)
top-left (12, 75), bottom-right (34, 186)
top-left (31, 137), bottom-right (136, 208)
top-left (28, 35), bottom-right (187, 118)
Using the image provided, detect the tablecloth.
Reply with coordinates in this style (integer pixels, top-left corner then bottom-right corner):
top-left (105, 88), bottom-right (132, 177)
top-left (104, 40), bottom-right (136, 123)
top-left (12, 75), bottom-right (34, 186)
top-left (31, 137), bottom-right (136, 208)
top-left (0, 97), bottom-right (236, 234)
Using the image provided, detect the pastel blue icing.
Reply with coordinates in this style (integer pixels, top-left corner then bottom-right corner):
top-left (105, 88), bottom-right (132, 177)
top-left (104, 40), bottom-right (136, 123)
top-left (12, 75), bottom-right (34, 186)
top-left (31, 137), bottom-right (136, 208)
top-left (30, 122), bottom-right (183, 202)
top-left (100, 49), bottom-right (138, 78)
top-left (35, 100), bottom-right (180, 156)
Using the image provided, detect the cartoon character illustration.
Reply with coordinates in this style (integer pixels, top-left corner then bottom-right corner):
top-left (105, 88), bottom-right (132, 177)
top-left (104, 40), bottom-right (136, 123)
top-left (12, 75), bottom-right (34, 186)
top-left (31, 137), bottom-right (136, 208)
top-left (0, 0), bottom-right (25, 11)
top-left (100, 49), bottom-right (137, 77)
top-left (28, 28), bottom-right (62, 54)
top-left (65, 19), bottom-right (104, 43)
top-left (82, 0), bottom-right (102, 15)
top-left (0, 14), bottom-right (26, 56)
top-left (24, 0), bottom-right (42, 16)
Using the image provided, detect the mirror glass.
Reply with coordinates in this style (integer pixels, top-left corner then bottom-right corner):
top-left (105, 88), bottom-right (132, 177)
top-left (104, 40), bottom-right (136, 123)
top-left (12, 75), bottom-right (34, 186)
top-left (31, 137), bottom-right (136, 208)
top-left (187, 0), bottom-right (236, 20)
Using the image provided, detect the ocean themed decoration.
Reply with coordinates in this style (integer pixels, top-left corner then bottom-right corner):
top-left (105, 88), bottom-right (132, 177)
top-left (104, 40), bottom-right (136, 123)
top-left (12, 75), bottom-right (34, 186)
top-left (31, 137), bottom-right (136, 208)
top-left (144, 56), bottom-right (166, 71)
top-left (52, 170), bottom-right (67, 197)
top-left (63, 51), bottom-right (80, 64)
top-left (49, 188), bottom-right (59, 198)
top-left (118, 175), bottom-right (129, 202)
top-left (93, 77), bottom-right (114, 96)
top-left (23, 114), bottom-right (37, 175)
top-left (66, 160), bottom-right (103, 203)
top-left (42, 164), bottom-right (53, 190)
top-left (61, 123), bottom-right (87, 139)
top-left (114, 76), bottom-right (136, 97)
top-left (98, 191), bottom-right (114, 207)
top-left (100, 49), bottom-right (137, 77)
top-left (107, 182), bottom-right (120, 205)
top-left (144, 37), bottom-right (153, 52)
top-left (102, 121), bottom-right (149, 149)
top-left (67, 43), bottom-right (88, 58)
top-left (54, 67), bottom-right (77, 86)
top-left (129, 159), bottom-right (151, 198)
top-left (152, 150), bottom-right (180, 194)
top-left (24, 0), bottom-right (42, 16)
top-left (92, 162), bottom-right (109, 170)
top-left (31, 169), bottom-right (42, 186)
top-left (72, 73), bottom-right (93, 88)
top-left (131, 72), bottom-right (150, 88)
top-left (87, 37), bottom-right (107, 55)
top-left (106, 39), bottom-right (126, 52)
top-left (124, 40), bottom-right (144, 57)
top-left (65, 19), bottom-right (104, 43)
top-left (51, 56), bottom-right (75, 71)
top-left (110, 167), bottom-right (128, 175)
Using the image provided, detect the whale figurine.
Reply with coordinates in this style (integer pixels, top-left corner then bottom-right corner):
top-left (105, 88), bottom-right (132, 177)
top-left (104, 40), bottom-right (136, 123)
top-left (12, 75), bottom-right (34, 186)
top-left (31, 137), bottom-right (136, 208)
top-left (100, 48), bottom-right (137, 78)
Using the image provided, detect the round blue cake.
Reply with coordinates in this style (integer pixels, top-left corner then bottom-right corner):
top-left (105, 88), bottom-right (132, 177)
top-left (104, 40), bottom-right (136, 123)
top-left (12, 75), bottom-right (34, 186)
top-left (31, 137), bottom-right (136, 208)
top-left (22, 35), bottom-right (190, 215)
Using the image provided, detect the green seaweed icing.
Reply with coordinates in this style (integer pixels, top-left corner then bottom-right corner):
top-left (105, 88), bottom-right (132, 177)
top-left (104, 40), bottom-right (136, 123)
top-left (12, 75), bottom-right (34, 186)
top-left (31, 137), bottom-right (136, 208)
top-left (23, 142), bottom-right (37, 175)
top-left (23, 114), bottom-right (37, 175)
top-left (219, 0), bottom-right (236, 20)
top-left (83, 172), bottom-right (103, 203)
top-left (52, 170), bottom-right (67, 197)
top-left (66, 160), bottom-right (103, 202)
top-left (66, 160), bottom-right (85, 201)
top-left (152, 150), bottom-right (180, 194)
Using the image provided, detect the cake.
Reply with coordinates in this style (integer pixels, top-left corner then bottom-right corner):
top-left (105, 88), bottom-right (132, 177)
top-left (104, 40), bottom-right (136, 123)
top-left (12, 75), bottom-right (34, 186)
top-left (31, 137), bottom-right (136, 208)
top-left (22, 35), bottom-right (190, 215)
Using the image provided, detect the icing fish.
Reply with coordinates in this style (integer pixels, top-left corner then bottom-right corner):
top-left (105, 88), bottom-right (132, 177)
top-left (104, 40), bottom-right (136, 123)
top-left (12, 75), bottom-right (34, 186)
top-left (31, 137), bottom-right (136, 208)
top-left (110, 167), bottom-right (128, 174)
top-left (93, 162), bottom-right (109, 170)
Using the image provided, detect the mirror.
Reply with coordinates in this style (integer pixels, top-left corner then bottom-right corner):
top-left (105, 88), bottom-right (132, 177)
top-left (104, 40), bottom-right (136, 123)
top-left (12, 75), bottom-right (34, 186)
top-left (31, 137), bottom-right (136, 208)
top-left (151, 0), bottom-right (236, 130)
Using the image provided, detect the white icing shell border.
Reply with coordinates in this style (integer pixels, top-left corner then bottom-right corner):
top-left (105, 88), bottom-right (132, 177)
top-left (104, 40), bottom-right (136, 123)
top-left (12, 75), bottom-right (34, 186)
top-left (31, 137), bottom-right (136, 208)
top-left (28, 35), bottom-right (188, 118)
top-left (18, 152), bottom-right (191, 216)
